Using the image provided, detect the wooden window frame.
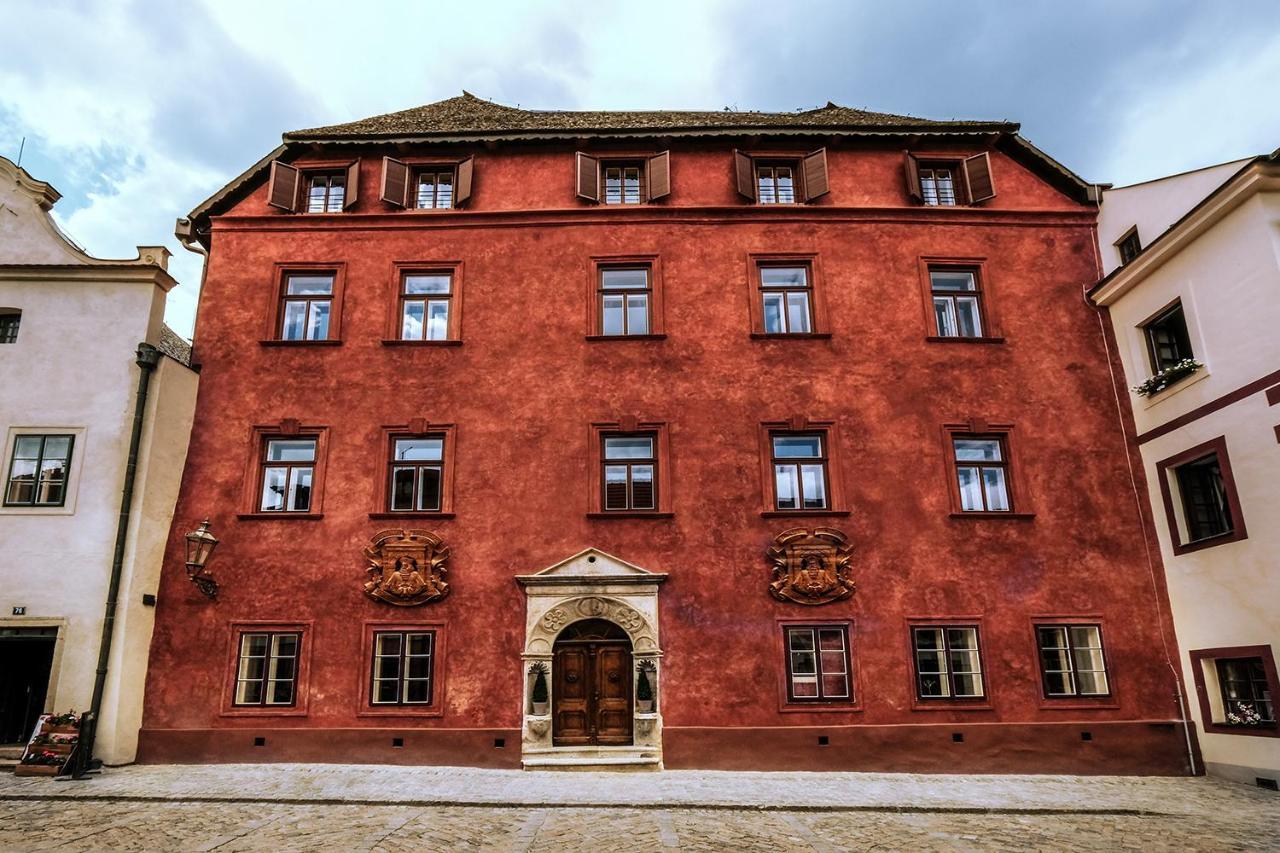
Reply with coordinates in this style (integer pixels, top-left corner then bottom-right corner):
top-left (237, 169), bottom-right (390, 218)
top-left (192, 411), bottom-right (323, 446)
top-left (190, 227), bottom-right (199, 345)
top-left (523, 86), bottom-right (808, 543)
top-left (238, 423), bottom-right (329, 520)
top-left (1189, 645), bottom-right (1279, 738)
top-left (1140, 299), bottom-right (1195, 376)
top-left (1025, 615), bottom-right (1119, 709)
top-left (587, 420), bottom-right (673, 518)
top-left (1115, 226), bottom-right (1142, 265)
top-left (600, 159), bottom-right (647, 205)
top-left (918, 257), bottom-right (1003, 343)
top-left (747, 254), bottom-right (830, 338)
top-left (1033, 622), bottom-right (1112, 699)
top-left (588, 256), bottom-right (665, 340)
top-left (370, 422), bottom-right (457, 519)
top-left (734, 149), bottom-right (829, 204)
top-left (0, 308), bottom-right (20, 344)
top-left (757, 418), bottom-right (849, 517)
top-left (3, 433), bottom-right (74, 508)
top-left (263, 263), bottom-right (346, 346)
top-left (380, 156), bottom-right (474, 210)
top-left (268, 159), bottom-right (359, 214)
top-left (941, 421), bottom-right (1034, 519)
top-left (1155, 436), bottom-right (1247, 555)
top-left (904, 151), bottom-right (996, 206)
top-left (381, 261), bottom-right (463, 346)
top-left (412, 166), bottom-right (457, 210)
top-left (907, 620), bottom-right (990, 708)
top-left (371, 630), bottom-right (436, 705)
top-left (220, 621), bottom-right (312, 717)
top-left (576, 151), bottom-right (670, 204)
top-left (357, 621), bottom-right (447, 717)
top-left (782, 623), bottom-right (854, 704)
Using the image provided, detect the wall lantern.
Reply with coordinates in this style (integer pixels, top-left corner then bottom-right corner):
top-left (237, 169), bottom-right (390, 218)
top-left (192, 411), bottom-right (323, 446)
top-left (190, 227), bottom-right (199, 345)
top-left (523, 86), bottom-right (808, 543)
top-left (184, 518), bottom-right (220, 598)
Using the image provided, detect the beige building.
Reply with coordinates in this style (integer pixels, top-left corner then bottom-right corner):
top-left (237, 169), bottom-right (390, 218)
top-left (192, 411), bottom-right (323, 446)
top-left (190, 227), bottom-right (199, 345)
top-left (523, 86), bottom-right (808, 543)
top-left (0, 155), bottom-right (198, 766)
top-left (1092, 150), bottom-right (1280, 786)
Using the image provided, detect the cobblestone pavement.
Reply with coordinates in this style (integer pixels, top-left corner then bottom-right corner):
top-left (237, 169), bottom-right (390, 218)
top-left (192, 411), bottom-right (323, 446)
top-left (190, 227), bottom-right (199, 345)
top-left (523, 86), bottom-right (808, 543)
top-left (0, 766), bottom-right (1276, 851)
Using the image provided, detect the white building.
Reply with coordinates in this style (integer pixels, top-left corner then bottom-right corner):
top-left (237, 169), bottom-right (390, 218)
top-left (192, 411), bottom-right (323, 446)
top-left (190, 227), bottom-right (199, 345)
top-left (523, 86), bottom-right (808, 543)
top-left (0, 155), bottom-right (198, 766)
top-left (1091, 150), bottom-right (1280, 787)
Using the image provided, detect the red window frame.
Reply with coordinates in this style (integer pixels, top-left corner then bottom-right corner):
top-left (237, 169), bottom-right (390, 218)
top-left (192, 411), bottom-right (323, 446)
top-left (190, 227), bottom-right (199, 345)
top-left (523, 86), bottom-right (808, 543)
top-left (587, 421), bottom-right (672, 517)
top-left (264, 263), bottom-right (346, 345)
top-left (1155, 436), bottom-right (1248, 555)
top-left (370, 422), bottom-right (457, 518)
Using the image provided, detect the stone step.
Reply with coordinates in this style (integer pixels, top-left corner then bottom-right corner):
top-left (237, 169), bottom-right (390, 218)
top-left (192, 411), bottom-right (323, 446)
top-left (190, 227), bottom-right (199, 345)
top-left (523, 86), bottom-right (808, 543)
top-left (521, 754), bottom-right (661, 771)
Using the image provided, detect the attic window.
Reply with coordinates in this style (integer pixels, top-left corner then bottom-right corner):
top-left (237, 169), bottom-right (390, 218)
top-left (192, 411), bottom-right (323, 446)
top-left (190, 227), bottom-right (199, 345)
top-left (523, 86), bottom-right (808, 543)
top-left (1117, 228), bottom-right (1142, 265)
top-left (0, 309), bottom-right (19, 344)
top-left (267, 161), bottom-right (360, 213)
top-left (904, 152), bottom-right (995, 206)
top-left (380, 157), bottom-right (474, 210)
top-left (734, 150), bottom-right (829, 204)
top-left (305, 173), bottom-right (346, 213)
top-left (576, 152), bottom-right (670, 204)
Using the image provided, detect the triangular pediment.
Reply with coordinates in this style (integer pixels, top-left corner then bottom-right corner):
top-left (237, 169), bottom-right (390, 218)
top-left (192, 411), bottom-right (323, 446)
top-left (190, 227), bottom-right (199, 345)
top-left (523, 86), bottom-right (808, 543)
top-left (518, 548), bottom-right (666, 586)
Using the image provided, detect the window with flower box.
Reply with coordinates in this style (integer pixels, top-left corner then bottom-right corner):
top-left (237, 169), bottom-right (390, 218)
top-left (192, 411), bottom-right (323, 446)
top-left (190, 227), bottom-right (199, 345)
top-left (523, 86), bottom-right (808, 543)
top-left (1190, 646), bottom-right (1279, 738)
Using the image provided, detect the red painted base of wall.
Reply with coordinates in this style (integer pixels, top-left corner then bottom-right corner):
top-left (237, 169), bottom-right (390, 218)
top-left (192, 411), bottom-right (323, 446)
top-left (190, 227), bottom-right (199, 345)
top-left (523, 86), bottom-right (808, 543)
top-left (138, 721), bottom-right (1194, 775)
top-left (665, 721), bottom-right (1194, 775)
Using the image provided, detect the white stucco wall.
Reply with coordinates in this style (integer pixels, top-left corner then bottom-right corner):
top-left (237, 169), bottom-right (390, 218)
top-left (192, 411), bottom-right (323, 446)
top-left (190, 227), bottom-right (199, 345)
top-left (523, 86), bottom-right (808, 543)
top-left (1096, 162), bottom-right (1279, 783)
top-left (0, 156), bottom-right (197, 764)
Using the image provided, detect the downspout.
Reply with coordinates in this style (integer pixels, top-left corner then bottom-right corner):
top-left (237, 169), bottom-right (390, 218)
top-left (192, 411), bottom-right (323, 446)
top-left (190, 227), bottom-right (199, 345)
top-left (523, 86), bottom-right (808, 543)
top-left (78, 342), bottom-right (161, 776)
top-left (1082, 192), bottom-right (1197, 775)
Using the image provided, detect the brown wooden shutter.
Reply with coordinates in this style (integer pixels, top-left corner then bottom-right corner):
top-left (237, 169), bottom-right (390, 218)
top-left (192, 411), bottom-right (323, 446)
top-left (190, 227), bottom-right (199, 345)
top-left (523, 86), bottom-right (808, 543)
top-left (576, 152), bottom-right (599, 202)
top-left (647, 151), bottom-right (671, 201)
top-left (343, 160), bottom-right (360, 210)
top-left (267, 161), bottom-right (300, 211)
top-left (734, 150), bottom-right (756, 201)
top-left (801, 148), bottom-right (829, 201)
top-left (903, 152), bottom-right (922, 202)
top-left (962, 152), bottom-right (996, 204)
top-left (380, 157), bottom-right (409, 207)
top-left (455, 156), bottom-right (474, 206)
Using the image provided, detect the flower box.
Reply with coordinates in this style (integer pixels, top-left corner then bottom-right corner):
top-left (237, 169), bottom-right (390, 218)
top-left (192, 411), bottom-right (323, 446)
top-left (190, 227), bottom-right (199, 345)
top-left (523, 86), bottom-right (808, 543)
top-left (14, 763), bottom-right (62, 777)
top-left (1132, 359), bottom-right (1202, 397)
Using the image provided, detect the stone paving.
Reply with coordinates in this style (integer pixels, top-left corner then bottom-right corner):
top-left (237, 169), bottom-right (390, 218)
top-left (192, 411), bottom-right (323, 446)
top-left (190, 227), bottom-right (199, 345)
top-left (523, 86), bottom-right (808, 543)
top-left (0, 765), bottom-right (1276, 851)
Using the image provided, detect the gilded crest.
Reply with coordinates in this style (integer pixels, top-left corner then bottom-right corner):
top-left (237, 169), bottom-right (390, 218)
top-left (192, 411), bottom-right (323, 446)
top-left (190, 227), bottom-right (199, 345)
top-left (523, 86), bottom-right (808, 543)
top-left (767, 527), bottom-right (854, 606)
top-left (363, 529), bottom-right (450, 606)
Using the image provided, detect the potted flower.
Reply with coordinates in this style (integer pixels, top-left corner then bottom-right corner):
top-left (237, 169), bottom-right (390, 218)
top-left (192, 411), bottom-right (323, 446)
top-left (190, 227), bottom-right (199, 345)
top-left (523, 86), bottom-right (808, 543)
top-left (1226, 702), bottom-right (1263, 726)
top-left (43, 710), bottom-right (80, 735)
top-left (636, 661), bottom-right (656, 713)
top-left (1132, 358), bottom-right (1203, 397)
top-left (529, 662), bottom-right (549, 716)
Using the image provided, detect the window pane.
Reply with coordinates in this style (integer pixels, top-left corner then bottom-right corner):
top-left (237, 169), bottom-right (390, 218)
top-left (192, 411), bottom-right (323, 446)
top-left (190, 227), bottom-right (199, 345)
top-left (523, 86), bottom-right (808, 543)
top-left (818, 629), bottom-right (844, 651)
top-left (1039, 627), bottom-right (1068, 650)
top-left (787, 629), bottom-right (815, 652)
top-left (758, 169), bottom-right (776, 204)
top-left (603, 466), bottom-right (628, 510)
top-left (407, 633), bottom-right (433, 656)
top-left (267, 440), bottom-right (316, 462)
top-left (416, 175), bottom-right (437, 209)
top-left (1072, 648), bottom-right (1106, 675)
top-left (404, 679), bottom-right (431, 703)
top-left (425, 300), bottom-right (449, 340)
top-left (260, 467), bottom-right (286, 511)
top-left (601, 295), bottom-right (624, 335)
top-left (404, 275), bottom-right (451, 294)
top-left (435, 174), bottom-right (453, 208)
top-left (376, 655), bottom-right (400, 681)
top-left (631, 465), bottom-right (655, 509)
top-left (774, 464), bottom-right (799, 510)
top-left (762, 292), bottom-right (785, 333)
top-left (393, 438), bottom-right (443, 461)
top-left (786, 292), bottom-right (812, 333)
top-left (604, 437), bottom-right (653, 459)
top-left (772, 436), bottom-right (822, 458)
top-left (1040, 648), bottom-right (1071, 672)
top-left (800, 464), bottom-right (827, 508)
top-left (952, 674), bottom-right (982, 697)
top-left (13, 436), bottom-right (43, 459)
top-left (791, 651), bottom-right (817, 674)
top-left (775, 169), bottom-right (795, 204)
top-left (286, 275), bottom-right (334, 295)
top-left (374, 679), bottom-right (399, 704)
top-left (268, 679), bottom-right (295, 704)
top-left (760, 267), bottom-right (807, 288)
top-left (915, 628), bottom-right (943, 651)
top-left (601, 268), bottom-right (649, 289)
top-left (957, 467), bottom-right (983, 511)
top-left (42, 436), bottom-right (72, 460)
top-left (1045, 672), bottom-right (1073, 695)
top-left (955, 296), bottom-right (982, 337)
top-left (933, 297), bottom-right (957, 336)
top-left (401, 300), bottom-right (425, 340)
top-left (288, 467), bottom-right (313, 512)
top-left (235, 679), bottom-right (263, 705)
top-left (821, 674), bottom-right (849, 697)
top-left (930, 271), bottom-right (975, 292)
top-left (604, 168), bottom-right (622, 204)
top-left (982, 468), bottom-right (1010, 511)
top-left (1069, 626), bottom-right (1101, 649)
top-left (375, 633), bottom-right (402, 656)
top-left (418, 466), bottom-right (442, 511)
top-left (281, 301), bottom-right (307, 340)
top-left (35, 477), bottom-right (65, 505)
top-left (306, 300), bottom-right (330, 340)
top-left (623, 169), bottom-right (641, 204)
top-left (954, 439), bottom-right (1002, 462)
top-left (390, 467), bottom-right (416, 510)
top-left (626, 294), bottom-right (649, 334)
top-left (1076, 671), bottom-right (1108, 695)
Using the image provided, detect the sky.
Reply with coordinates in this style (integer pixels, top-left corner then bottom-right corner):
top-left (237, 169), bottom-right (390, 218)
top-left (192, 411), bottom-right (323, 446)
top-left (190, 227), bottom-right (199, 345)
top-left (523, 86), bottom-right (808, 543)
top-left (4, 0), bottom-right (1278, 339)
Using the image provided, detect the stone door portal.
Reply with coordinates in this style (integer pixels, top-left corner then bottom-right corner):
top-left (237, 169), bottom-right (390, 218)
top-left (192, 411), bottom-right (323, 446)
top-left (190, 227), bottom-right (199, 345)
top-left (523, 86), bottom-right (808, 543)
top-left (552, 619), bottom-right (633, 746)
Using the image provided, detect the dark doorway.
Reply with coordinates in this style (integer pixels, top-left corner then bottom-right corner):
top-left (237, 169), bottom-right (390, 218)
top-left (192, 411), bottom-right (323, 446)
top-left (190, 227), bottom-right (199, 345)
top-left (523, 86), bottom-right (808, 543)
top-left (552, 619), bottom-right (633, 746)
top-left (0, 628), bottom-right (57, 744)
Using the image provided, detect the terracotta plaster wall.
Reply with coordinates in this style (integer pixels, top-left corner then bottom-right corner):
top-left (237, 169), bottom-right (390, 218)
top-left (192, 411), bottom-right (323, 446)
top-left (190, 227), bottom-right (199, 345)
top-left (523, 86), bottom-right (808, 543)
top-left (141, 140), bottom-right (1189, 771)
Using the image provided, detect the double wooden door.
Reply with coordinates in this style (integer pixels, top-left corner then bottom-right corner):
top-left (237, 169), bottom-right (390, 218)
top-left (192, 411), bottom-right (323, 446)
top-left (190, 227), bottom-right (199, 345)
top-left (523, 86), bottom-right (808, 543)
top-left (553, 640), bottom-right (633, 746)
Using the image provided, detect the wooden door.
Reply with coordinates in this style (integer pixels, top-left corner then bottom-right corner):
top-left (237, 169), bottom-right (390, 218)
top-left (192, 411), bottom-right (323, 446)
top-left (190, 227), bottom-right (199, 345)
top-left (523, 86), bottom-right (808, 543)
top-left (553, 641), bottom-right (633, 746)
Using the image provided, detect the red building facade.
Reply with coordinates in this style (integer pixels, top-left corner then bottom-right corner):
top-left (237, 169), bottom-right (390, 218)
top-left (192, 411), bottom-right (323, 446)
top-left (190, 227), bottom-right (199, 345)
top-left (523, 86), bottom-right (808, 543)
top-left (142, 95), bottom-right (1194, 773)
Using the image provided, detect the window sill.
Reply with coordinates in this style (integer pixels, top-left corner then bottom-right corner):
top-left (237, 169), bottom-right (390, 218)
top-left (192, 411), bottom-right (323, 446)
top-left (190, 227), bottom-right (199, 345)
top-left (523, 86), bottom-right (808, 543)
top-left (1036, 697), bottom-right (1120, 711)
top-left (355, 706), bottom-right (445, 719)
top-left (380, 339), bottom-right (463, 347)
top-left (367, 512), bottom-right (455, 520)
top-left (585, 334), bottom-right (667, 341)
top-left (925, 335), bottom-right (1005, 344)
top-left (236, 512), bottom-right (325, 521)
top-left (948, 511), bottom-right (1035, 520)
top-left (218, 706), bottom-right (309, 718)
top-left (761, 509), bottom-right (851, 518)
top-left (910, 700), bottom-right (994, 712)
top-left (586, 511), bottom-right (675, 519)
top-left (1202, 722), bottom-right (1279, 738)
top-left (779, 702), bottom-right (861, 714)
top-left (1172, 530), bottom-right (1245, 555)
top-left (260, 339), bottom-right (342, 347)
top-left (750, 332), bottom-right (833, 340)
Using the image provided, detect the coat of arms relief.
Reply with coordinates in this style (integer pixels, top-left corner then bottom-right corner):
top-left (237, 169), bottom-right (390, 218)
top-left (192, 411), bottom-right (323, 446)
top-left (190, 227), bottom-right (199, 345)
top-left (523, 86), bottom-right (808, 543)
top-left (363, 529), bottom-right (450, 606)
top-left (767, 527), bottom-right (855, 605)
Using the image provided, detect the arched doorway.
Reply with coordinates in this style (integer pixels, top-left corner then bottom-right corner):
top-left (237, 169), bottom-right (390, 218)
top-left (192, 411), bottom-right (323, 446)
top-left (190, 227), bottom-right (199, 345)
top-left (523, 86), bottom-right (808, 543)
top-left (552, 619), bottom-right (633, 746)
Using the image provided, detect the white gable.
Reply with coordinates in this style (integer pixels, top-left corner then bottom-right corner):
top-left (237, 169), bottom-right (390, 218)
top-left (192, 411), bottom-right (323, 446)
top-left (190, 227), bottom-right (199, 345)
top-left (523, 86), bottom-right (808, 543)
top-left (529, 547), bottom-right (660, 579)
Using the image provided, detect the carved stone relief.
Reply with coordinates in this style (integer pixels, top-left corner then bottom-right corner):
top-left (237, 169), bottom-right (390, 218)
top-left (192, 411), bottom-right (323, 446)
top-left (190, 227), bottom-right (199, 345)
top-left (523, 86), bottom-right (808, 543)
top-left (362, 529), bottom-right (450, 606)
top-left (767, 527), bottom-right (855, 605)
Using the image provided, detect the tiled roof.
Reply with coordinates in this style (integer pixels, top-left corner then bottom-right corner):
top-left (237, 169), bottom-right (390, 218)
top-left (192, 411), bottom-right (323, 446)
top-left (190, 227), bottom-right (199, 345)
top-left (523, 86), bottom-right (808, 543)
top-left (157, 324), bottom-right (192, 366)
top-left (287, 92), bottom-right (1015, 140)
